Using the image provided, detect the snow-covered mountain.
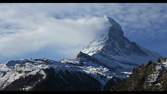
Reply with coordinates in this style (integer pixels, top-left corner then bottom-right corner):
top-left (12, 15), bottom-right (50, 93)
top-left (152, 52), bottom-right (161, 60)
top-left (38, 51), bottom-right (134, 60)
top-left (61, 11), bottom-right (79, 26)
top-left (80, 16), bottom-right (161, 74)
top-left (0, 58), bottom-right (113, 91)
top-left (0, 16), bottom-right (161, 91)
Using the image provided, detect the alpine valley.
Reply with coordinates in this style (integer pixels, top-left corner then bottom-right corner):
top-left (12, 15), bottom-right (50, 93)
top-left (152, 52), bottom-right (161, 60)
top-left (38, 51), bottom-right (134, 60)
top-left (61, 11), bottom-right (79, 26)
top-left (0, 16), bottom-right (162, 91)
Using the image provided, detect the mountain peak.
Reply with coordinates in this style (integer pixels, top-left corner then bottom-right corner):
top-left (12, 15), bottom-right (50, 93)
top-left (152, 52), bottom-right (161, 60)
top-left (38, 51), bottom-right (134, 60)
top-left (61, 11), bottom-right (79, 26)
top-left (107, 17), bottom-right (124, 41)
top-left (107, 17), bottom-right (122, 29)
top-left (81, 17), bottom-right (146, 56)
top-left (80, 17), bottom-right (161, 72)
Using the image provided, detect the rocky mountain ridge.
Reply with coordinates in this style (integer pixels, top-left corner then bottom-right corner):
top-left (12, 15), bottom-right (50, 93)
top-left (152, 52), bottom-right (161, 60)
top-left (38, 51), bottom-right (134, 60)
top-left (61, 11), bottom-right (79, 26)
top-left (110, 58), bottom-right (167, 91)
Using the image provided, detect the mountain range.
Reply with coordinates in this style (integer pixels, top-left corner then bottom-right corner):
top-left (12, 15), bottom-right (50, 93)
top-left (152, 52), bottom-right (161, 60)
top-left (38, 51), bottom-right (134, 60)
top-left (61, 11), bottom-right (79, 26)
top-left (0, 16), bottom-right (161, 91)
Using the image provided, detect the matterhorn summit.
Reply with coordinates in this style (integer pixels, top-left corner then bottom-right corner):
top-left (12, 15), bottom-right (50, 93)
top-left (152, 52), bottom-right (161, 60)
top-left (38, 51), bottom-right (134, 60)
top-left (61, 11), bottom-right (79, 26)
top-left (80, 16), bottom-right (161, 74)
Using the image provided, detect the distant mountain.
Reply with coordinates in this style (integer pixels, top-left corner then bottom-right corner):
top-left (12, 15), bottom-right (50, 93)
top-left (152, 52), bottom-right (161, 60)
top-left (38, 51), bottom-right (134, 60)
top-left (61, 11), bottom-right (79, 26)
top-left (111, 58), bottom-right (167, 91)
top-left (0, 16), bottom-right (161, 91)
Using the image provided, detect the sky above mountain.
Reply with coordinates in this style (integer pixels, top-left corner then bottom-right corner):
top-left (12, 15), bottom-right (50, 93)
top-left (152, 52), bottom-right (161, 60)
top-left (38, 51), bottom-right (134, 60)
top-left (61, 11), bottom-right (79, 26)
top-left (0, 3), bottom-right (166, 63)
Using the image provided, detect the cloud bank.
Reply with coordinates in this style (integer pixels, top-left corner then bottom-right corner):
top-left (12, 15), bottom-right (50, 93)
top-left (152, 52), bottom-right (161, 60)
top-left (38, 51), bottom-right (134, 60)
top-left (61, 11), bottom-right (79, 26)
top-left (0, 11), bottom-right (110, 62)
top-left (0, 3), bottom-right (167, 62)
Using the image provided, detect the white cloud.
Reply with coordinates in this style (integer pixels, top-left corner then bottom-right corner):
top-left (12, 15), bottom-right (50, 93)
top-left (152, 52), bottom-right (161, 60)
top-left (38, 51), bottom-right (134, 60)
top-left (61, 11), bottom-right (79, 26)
top-left (0, 12), bottom-right (110, 59)
top-left (0, 3), bottom-right (167, 62)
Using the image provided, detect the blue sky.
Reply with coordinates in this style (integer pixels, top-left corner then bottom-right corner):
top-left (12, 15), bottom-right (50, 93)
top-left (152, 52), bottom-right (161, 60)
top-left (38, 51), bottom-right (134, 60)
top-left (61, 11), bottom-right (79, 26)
top-left (0, 3), bottom-right (166, 63)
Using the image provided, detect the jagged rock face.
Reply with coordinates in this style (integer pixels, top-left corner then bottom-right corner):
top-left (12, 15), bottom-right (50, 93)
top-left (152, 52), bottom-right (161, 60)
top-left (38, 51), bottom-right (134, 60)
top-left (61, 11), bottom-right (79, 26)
top-left (3, 68), bottom-right (101, 91)
top-left (112, 58), bottom-right (167, 91)
top-left (32, 68), bottom-right (101, 91)
top-left (104, 17), bottom-right (147, 56)
top-left (80, 17), bottom-right (161, 74)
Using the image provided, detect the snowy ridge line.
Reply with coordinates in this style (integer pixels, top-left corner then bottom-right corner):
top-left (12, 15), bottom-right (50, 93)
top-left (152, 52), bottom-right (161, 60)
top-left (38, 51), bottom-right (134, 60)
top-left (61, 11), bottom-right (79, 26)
top-left (0, 58), bottom-right (115, 90)
top-left (0, 59), bottom-right (50, 90)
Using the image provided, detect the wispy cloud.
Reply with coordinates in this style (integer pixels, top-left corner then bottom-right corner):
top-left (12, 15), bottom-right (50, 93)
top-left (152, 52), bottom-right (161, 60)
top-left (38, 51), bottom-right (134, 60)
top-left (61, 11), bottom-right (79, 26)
top-left (0, 3), bottom-right (166, 62)
top-left (0, 10), bottom-right (110, 61)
